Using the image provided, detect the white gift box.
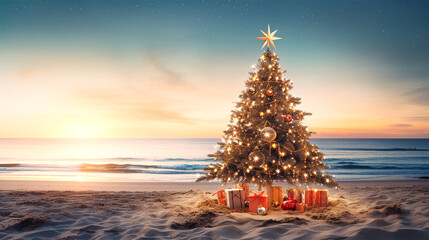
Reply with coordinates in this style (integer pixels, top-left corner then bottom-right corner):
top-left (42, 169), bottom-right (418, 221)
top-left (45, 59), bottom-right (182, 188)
top-left (225, 189), bottom-right (245, 209)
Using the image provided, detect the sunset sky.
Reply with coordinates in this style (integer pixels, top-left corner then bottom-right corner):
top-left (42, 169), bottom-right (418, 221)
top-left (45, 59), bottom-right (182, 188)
top-left (0, 0), bottom-right (428, 138)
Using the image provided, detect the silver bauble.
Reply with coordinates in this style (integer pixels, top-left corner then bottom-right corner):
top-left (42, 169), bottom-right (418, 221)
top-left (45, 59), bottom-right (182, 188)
top-left (257, 206), bottom-right (267, 215)
top-left (248, 148), bottom-right (265, 167)
top-left (261, 127), bottom-right (277, 143)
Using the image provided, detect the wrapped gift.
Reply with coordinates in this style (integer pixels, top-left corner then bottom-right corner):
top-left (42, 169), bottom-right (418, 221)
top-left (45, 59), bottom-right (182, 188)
top-left (296, 203), bottom-right (307, 211)
top-left (212, 189), bottom-right (227, 206)
top-left (287, 188), bottom-right (304, 203)
top-left (234, 183), bottom-right (250, 201)
top-left (305, 189), bottom-right (317, 207)
top-left (315, 189), bottom-right (328, 207)
top-left (281, 199), bottom-right (296, 210)
top-left (225, 189), bottom-right (245, 209)
top-left (271, 186), bottom-right (283, 205)
top-left (249, 191), bottom-right (268, 214)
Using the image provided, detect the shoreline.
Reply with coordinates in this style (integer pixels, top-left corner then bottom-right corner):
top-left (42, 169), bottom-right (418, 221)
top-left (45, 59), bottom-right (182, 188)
top-left (0, 179), bottom-right (427, 192)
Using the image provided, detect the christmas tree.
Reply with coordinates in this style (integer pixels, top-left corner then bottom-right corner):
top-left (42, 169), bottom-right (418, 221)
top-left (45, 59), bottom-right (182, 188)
top-left (197, 25), bottom-right (339, 189)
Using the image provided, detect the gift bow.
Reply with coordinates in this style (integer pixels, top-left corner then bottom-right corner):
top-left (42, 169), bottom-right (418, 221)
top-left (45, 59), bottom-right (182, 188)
top-left (251, 191), bottom-right (265, 199)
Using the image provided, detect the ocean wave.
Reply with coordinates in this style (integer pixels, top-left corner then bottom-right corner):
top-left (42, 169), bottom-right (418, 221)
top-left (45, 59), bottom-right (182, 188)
top-left (0, 164), bottom-right (21, 167)
top-left (59, 157), bottom-right (215, 163)
top-left (79, 163), bottom-right (207, 174)
top-left (155, 158), bottom-right (214, 162)
top-left (324, 156), bottom-right (429, 162)
top-left (326, 148), bottom-right (429, 151)
top-left (332, 164), bottom-right (399, 170)
top-left (331, 162), bottom-right (429, 170)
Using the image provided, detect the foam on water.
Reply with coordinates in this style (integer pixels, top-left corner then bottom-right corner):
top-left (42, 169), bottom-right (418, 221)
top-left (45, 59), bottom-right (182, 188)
top-left (0, 138), bottom-right (428, 181)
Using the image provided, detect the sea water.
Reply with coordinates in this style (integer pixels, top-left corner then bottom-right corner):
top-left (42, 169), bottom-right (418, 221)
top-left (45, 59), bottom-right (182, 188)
top-left (0, 138), bottom-right (428, 182)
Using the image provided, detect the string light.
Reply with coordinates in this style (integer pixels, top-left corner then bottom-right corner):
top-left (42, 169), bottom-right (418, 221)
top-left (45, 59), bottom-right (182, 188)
top-left (197, 44), bottom-right (339, 189)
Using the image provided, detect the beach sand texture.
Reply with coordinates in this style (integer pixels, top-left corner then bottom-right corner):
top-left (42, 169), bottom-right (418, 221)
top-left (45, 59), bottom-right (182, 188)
top-left (0, 182), bottom-right (428, 240)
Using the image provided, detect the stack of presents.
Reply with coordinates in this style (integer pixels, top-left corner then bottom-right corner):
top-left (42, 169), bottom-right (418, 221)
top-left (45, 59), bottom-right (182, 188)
top-left (212, 183), bottom-right (328, 215)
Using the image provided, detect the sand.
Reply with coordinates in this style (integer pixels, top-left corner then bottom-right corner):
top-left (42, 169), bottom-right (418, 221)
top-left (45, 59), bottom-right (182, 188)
top-left (0, 180), bottom-right (428, 240)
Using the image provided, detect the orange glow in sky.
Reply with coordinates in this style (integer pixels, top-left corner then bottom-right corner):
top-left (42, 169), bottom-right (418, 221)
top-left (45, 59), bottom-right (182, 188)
top-left (0, 50), bottom-right (428, 138)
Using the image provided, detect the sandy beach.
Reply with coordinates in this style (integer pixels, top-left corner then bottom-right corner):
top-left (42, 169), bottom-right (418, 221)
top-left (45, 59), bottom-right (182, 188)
top-left (0, 180), bottom-right (428, 240)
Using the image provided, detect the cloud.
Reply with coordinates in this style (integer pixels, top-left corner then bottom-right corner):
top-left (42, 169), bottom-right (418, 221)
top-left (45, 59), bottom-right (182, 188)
top-left (75, 53), bottom-right (197, 124)
top-left (389, 123), bottom-right (412, 128)
top-left (78, 89), bottom-right (195, 124)
top-left (404, 87), bottom-right (429, 106)
top-left (405, 116), bottom-right (429, 122)
top-left (138, 52), bottom-right (188, 86)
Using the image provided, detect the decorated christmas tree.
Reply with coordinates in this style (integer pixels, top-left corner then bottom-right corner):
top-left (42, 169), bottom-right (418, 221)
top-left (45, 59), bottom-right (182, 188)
top-left (197, 25), bottom-right (339, 189)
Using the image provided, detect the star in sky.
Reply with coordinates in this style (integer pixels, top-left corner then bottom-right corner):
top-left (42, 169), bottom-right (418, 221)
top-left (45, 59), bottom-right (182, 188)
top-left (256, 24), bottom-right (282, 49)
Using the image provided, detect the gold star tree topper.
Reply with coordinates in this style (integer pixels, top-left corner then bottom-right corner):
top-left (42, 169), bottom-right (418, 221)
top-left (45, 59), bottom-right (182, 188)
top-left (256, 25), bottom-right (282, 49)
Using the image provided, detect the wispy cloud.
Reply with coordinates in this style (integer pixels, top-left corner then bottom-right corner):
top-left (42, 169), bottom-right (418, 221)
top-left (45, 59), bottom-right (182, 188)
top-left (404, 87), bottom-right (429, 106)
top-left (389, 123), bottom-right (412, 128)
top-left (75, 54), bottom-right (196, 124)
top-left (405, 116), bottom-right (429, 122)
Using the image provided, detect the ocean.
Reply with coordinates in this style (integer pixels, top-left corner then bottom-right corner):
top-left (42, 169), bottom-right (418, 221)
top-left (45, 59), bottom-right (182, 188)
top-left (0, 138), bottom-right (428, 182)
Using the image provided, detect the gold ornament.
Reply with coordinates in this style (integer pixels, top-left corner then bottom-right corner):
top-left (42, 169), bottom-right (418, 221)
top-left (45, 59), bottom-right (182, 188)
top-left (266, 88), bottom-right (274, 96)
top-left (256, 24), bottom-right (282, 49)
top-left (271, 200), bottom-right (280, 207)
top-left (261, 127), bottom-right (277, 143)
top-left (248, 147), bottom-right (265, 167)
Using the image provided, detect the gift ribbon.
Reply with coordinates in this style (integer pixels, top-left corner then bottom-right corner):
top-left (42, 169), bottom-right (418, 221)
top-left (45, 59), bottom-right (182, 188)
top-left (251, 191), bottom-right (265, 200)
top-left (229, 189), bottom-right (243, 208)
top-left (212, 190), bottom-right (224, 197)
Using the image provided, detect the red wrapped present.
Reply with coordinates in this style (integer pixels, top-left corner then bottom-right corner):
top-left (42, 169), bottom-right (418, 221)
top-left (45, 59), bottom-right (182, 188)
top-left (249, 191), bottom-right (268, 214)
top-left (212, 189), bottom-right (227, 206)
top-left (296, 203), bottom-right (307, 211)
top-left (315, 189), bottom-right (328, 207)
top-left (281, 199), bottom-right (296, 210)
top-left (286, 188), bottom-right (304, 203)
top-left (305, 189), bottom-right (316, 207)
top-left (234, 183), bottom-right (250, 201)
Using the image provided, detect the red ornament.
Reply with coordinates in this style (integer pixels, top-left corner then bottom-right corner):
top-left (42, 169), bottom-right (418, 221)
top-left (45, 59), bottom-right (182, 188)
top-left (284, 114), bottom-right (292, 122)
top-left (281, 200), bottom-right (296, 210)
top-left (266, 88), bottom-right (274, 96)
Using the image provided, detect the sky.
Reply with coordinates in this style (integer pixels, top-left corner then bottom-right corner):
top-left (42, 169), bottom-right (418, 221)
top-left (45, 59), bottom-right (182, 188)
top-left (0, 0), bottom-right (428, 138)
